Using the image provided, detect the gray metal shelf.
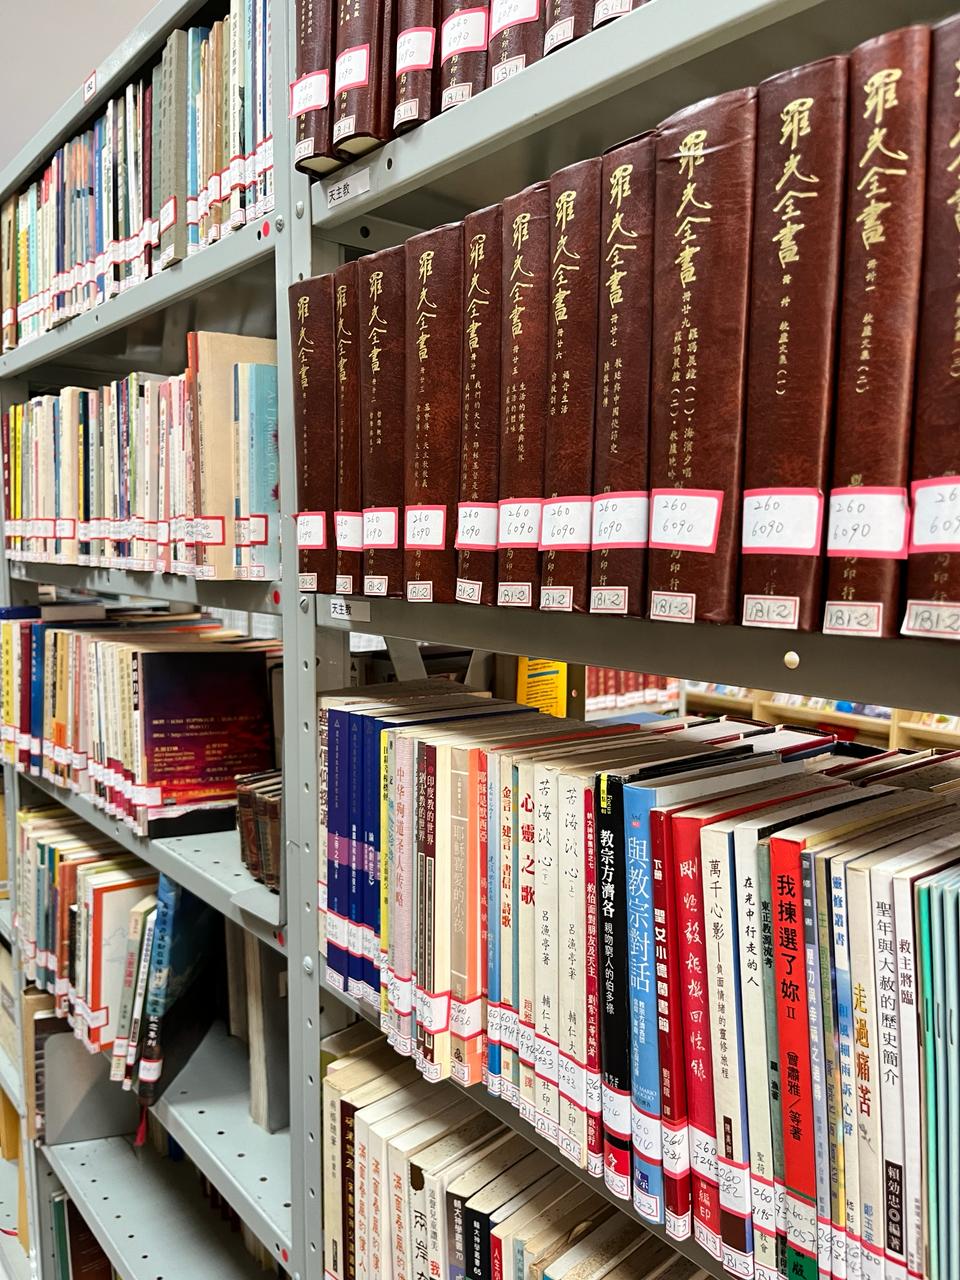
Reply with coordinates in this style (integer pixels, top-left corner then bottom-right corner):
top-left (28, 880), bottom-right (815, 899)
top-left (315, 594), bottom-right (960, 717)
top-left (9, 558), bottom-right (282, 616)
top-left (0, 1153), bottom-right (29, 1280)
top-left (43, 1137), bottom-right (268, 1280)
top-left (0, 1039), bottom-right (22, 1119)
top-left (154, 1022), bottom-right (292, 1267)
top-left (19, 771), bottom-right (284, 954)
top-left (0, 899), bottom-right (11, 946)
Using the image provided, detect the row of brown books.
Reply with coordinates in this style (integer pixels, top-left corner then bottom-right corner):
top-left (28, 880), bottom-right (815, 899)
top-left (236, 769), bottom-right (282, 890)
top-left (292, 0), bottom-right (651, 176)
top-left (585, 670), bottom-right (678, 716)
top-left (290, 15), bottom-right (960, 640)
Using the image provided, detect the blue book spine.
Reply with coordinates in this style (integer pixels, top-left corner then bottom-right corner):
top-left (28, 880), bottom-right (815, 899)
top-left (145, 876), bottom-right (179, 1018)
top-left (29, 624), bottom-right (47, 774)
top-left (325, 710), bottom-right (349, 989)
top-left (622, 785), bottom-right (664, 1223)
top-left (347, 714), bottom-right (365, 999)
top-left (248, 364), bottom-right (280, 581)
top-left (362, 718), bottom-right (383, 1007)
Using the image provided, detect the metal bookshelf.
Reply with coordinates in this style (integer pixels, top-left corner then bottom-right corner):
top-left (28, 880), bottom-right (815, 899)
top-left (0, 1151), bottom-right (29, 1280)
top-left (1, 0), bottom-right (959, 1276)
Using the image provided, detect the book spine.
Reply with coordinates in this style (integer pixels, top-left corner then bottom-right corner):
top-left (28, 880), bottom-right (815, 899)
top-left (647, 87), bottom-right (757, 624)
top-left (326, 709), bottom-right (350, 991)
top-left (335, 261), bottom-right (364, 596)
top-left (439, 1), bottom-right (489, 112)
top-left (739, 57), bottom-right (848, 633)
top-left (340, 1098), bottom-right (359, 1280)
top-left (457, 203), bottom-right (503, 606)
top-left (498, 758), bottom-right (519, 1103)
top-left (590, 132), bottom-right (656, 618)
top-left (380, 730), bottom-right (394, 1024)
top-left (518, 762), bottom-right (540, 1125)
top-left (332, 0), bottom-right (390, 153)
top-left (891, 871), bottom-right (924, 1280)
top-left (345, 713), bottom-right (366, 1000)
top-left (450, 744), bottom-right (481, 1084)
top-left (293, 0), bottom-right (336, 174)
top-left (770, 835), bottom-right (819, 1280)
top-left (362, 717), bottom-right (382, 1006)
top-left (757, 830), bottom-right (789, 1272)
top-left (360, 246), bottom-right (406, 598)
top-left (497, 182), bottom-right (550, 609)
top-left (554, 773), bottom-right (585, 1163)
top-left (592, 0), bottom-right (646, 27)
top-left (802, 849), bottom-right (833, 1280)
top-left (583, 781), bottom-right (603, 1176)
top-left (288, 276), bottom-right (339, 592)
top-left (123, 907), bottom-right (156, 1089)
top-left (916, 888), bottom-right (939, 1280)
top-left (486, 0), bottom-right (543, 86)
top-left (394, 0), bottom-right (438, 133)
top-left (403, 224), bottom-right (464, 604)
top-left (540, 157), bottom-right (601, 614)
top-left (485, 750), bottom-right (502, 1093)
top-left (542, 0), bottom-right (591, 55)
top-left (823, 26), bottom-right (931, 638)
top-left (815, 852), bottom-right (846, 1280)
top-left (393, 734), bottom-right (417, 1055)
top-left (903, 15), bottom-right (960, 637)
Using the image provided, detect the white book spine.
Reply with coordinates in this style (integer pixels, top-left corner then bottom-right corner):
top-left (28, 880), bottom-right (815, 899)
top-left (355, 1113), bottom-right (372, 1280)
top-left (847, 863), bottom-right (883, 1280)
top-left (387, 1144), bottom-right (414, 1280)
top-left (392, 734), bottom-right (416, 1056)
top-left (498, 757), bottom-right (518, 1106)
top-left (871, 866), bottom-right (907, 1280)
top-left (556, 773), bottom-right (588, 1168)
top-left (832, 856), bottom-right (863, 1280)
top-left (410, 1182), bottom-right (429, 1280)
top-left (891, 872), bottom-right (923, 1280)
top-left (516, 760), bottom-right (538, 1124)
top-left (533, 764), bottom-right (560, 1145)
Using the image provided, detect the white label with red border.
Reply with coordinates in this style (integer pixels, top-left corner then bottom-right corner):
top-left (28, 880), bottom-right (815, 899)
top-left (742, 595), bottom-right (800, 630)
top-left (489, 0), bottom-right (540, 39)
top-left (363, 507), bottom-right (399, 549)
top-left (396, 26), bottom-right (436, 73)
top-left (909, 476), bottom-right (960, 553)
top-left (441, 8), bottom-right (488, 62)
top-left (822, 601), bottom-right (884, 638)
top-left (592, 491), bottom-right (649, 548)
top-left (539, 496), bottom-right (592, 550)
top-left (650, 591), bottom-right (696, 623)
top-left (455, 502), bottom-right (499, 550)
top-left (159, 197), bottom-right (177, 234)
top-left (194, 516), bottom-right (225, 546)
top-left (590, 587), bottom-right (628, 615)
top-left (498, 498), bottom-right (542, 547)
top-left (456, 579), bottom-right (483, 604)
top-left (498, 581), bottom-right (532, 607)
top-left (826, 487), bottom-right (909, 559)
top-left (289, 70), bottom-right (330, 117)
top-left (404, 505), bottom-right (446, 550)
top-left (741, 488), bottom-right (823, 555)
top-left (902, 600), bottom-right (960, 640)
top-left (335, 511), bottom-right (364, 552)
top-left (297, 512), bottom-right (327, 549)
top-left (407, 580), bottom-right (434, 602)
top-left (335, 44), bottom-right (371, 94)
top-left (649, 489), bottom-right (723, 552)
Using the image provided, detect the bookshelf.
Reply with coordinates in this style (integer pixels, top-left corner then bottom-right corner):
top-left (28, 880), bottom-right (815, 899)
top-left (0, 0), bottom-right (958, 1278)
top-left (0, 1149), bottom-right (28, 1280)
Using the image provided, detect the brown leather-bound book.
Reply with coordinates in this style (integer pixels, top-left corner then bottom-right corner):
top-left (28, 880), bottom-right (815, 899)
top-left (486, 0), bottom-right (543, 87)
top-left (394, 0), bottom-right (438, 132)
top-left (823, 26), bottom-right (930, 639)
top-left (332, 0), bottom-right (394, 157)
top-left (403, 224), bottom-right (464, 602)
top-left (590, 133), bottom-right (656, 617)
top-left (497, 182), bottom-right (551, 607)
top-left (903, 15), bottom-right (960, 640)
top-left (592, 0), bottom-right (649, 28)
top-left (739, 57), bottom-right (848, 634)
top-left (439, 0), bottom-right (489, 111)
top-left (540, 157), bottom-right (601, 612)
top-left (334, 262), bottom-right (363, 595)
top-left (543, 0), bottom-right (591, 55)
top-left (289, 276), bottom-right (338, 593)
top-left (647, 87), bottom-right (757, 624)
top-left (360, 246), bottom-right (406, 598)
top-left (456, 203), bottom-right (503, 605)
top-left (291, 0), bottom-right (338, 175)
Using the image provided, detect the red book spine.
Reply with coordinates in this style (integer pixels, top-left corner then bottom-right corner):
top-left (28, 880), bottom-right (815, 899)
top-left (438, 1), bottom-right (489, 111)
top-left (335, 262), bottom-right (363, 595)
top-left (823, 26), bottom-right (931, 638)
top-left (672, 814), bottom-right (722, 1261)
top-left (486, 0), bottom-right (543, 87)
top-left (394, 0), bottom-right (438, 133)
top-left (583, 783), bottom-right (603, 1176)
top-left (903, 15), bottom-right (960, 639)
top-left (653, 808), bottom-right (692, 1240)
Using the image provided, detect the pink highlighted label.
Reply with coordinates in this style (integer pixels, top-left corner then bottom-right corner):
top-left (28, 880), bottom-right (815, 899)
top-left (649, 489), bottom-right (723, 553)
top-left (826, 487), bottom-right (909, 560)
top-left (741, 488), bottom-right (823, 556)
top-left (909, 476), bottom-right (960, 553)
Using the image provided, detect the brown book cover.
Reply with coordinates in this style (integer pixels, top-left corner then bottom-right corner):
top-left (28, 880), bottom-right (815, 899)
top-left (403, 223), bottom-right (464, 602)
top-left (67, 1199), bottom-right (113, 1279)
top-left (2, 197), bottom-right (16, 350)
top-left (647, 87), bottom-right (757, 624)
top-left (394, 0), bottom-right (439, 133)
top-left (360, 245), bottom-right (406, 598)
top-left (739, 57), bottom-right (848, 633)
top-left (486, 0), bottom-right (543, 87)
top-left (292, 0), bottom-right (338, 175)
top-left (824, 26), bottom-right (930, 638)
top-left (456, 203), bottom-right (503, 605)
top-left (903, 15), bottom-right (960, 640)
top-left (540, 157), bottom-right (601, 612)
top-left (289, 277), bottom-right (339, 593)
top-left (592, 0), bottom-right (649, 28)
top-left (543, 0), bottom-right (591, 55)
top-left (497, 181), bottom-right (551, 607)
top-left (335, 262), bottom-right (364, 595)
top-left (439, 1), bottom-right (489, 111)
top-left (590, 132), bottom-right (656, 618)
top-left (332, 0), bottom-right (394, 157)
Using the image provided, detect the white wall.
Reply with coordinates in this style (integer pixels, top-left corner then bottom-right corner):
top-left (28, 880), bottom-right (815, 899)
top-left (0, 0), bottom-right (155, 169)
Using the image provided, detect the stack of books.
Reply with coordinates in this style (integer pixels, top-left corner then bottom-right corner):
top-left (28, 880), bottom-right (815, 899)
top-left (290, 14), bottom-right (960, 641)
top-left (236, 769), bottom-right (282, 890)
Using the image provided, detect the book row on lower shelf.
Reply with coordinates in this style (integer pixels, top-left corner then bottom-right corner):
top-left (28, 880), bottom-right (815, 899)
top-left (322, 1021), bottom-right (714, 1280)
top-left (2, 329), bottom-right (280, 582)
top-left (292, 0), bottom-right (650, 176)
top-left (316, 676), bottom-right (960, 1280)
top-left (0, 605), bottom-right (281, 836)
top-left (585, 672), bottom-right (679, 718)
top-left (0, 0), bottom-right (275, 352)
top-left (291, 14), bottom-right (960, 640)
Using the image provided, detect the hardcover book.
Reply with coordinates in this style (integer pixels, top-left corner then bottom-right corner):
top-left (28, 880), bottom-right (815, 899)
top-left (291, 0), bottom-right (338, 175)
top-left (592, 0), bottom-right (648, 29)
top-left (542, 0), bottom-right (591, 55)
top-left (394, 0), bottom-right (439, 132)
top-left (335, 261), bottom-right (364, 595)
top-left (439, 1), bottom-right (489, 111)
top-left (487, 0), bottom-right (543, 86)
top-left (332, 0), bottom-right (394, 156)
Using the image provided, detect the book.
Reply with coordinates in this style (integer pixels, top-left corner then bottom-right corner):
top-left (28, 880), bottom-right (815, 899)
top-left (335, 261), bottom-right (364, 596)
top-left (109, 892), bottom-right (157, 1081)
top-left (823, 26), bottom-right (931, 639)
top-left (244, 932), bottom-right (290, 1132)
top-left (456, 203), bottom-right (503, 606)
top-left (332, 0), bottom-right (394, 156)
top-left (590, 133), bottom-right (656, 619)
top-left (487, 0), bottom-right (543, 86)
top-left (540, 157), bottom-right (601, 614)
top-left (291, 0), bottom-right (338, 175)
top-left (394, 0), bottom-right (439, 132)
top-left (739, 57), bottom-right (848, 633)
top-left (542, 0), bottom-right (591, 56)
top-left (592, 0), bottom-right (648, 28)
top-left (439, 1), bottom-right (489, 111)
top-left (646, 87), bottom-right (758, 625)
top-left (159, 29), bottom-right (189, 268)
top-left (497, 182), bottom-right (551, 609)
top-left (403, 224), bottom-right (465, 604)
top-left (903, 14), bottom-right (960, 639)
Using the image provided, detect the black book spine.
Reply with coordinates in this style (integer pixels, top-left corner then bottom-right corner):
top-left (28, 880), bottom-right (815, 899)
top-left (466, 1205), bottom-right (485, 1280)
